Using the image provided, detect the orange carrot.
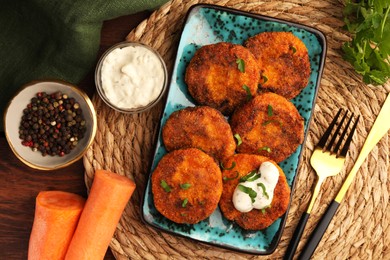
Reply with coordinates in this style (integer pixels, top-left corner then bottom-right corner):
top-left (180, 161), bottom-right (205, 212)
top-left (28, 191), bottom-right (86, 260)
top-left (65, 169), bottom-right (136, 260)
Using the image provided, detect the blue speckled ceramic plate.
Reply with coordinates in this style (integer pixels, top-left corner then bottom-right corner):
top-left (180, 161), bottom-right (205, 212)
top-left (141, 4), bottom-right (326, 254)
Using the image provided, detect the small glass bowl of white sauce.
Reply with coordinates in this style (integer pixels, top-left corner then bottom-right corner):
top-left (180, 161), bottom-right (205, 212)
top-left (95, 42), bottom-right (168, 113)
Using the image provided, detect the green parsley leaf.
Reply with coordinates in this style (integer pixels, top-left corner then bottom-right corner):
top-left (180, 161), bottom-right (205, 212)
top-left (247, 174), bottom-right (261, 182)
top-left (236, 58), bottom-right (245, 73)
top-left (221, 161), bottom-right (236, 170)
top-left (234, 133), bottom-right (242, 146)
top-left (239, 170), bottom-right (256, 182)
top-left (290, 45), bottom-right (297, 54)
top-left (238, 184), bottom-right (257, 203)
top-left (160, 180), bottom-right (171, 192)
top-left (342, 0), bottom-right (390, 85)
top-left (239, 170), bottom-right (259, 182)
top-left (180, 183), bottom-right (191, 190)
top-left (182, 198), bottom-right (188, 207)
top-left (223, 171), bottom-right (239, 181)
top-left (262, 75), bottom-right (268, 84)
top-left (257, 182), bottom-right (269, 199)
top-left (259, 146), bottom-right (272, 153)
top-left (267, 104), bottom-right (273, 116)
top-left (242, 85), bottom-right (252, 100)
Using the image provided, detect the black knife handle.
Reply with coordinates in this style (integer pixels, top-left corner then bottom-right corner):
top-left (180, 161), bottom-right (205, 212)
top-left (284, 212), bottom-right (310, 260)
top-left (298, 200), bottom-right (340, 260)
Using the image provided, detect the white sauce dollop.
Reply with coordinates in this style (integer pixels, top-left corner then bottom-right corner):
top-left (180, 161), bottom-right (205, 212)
top-left (100, 45), bottom-right (165, 109)
top-left (233, 161), bottom-right (279, 213)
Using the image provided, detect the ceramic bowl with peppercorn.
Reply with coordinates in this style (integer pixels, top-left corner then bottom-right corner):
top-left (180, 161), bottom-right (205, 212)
top-left (4, 80), bottom-right (97, 170)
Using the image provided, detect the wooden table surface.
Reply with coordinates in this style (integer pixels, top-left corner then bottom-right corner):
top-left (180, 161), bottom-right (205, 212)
top-left (0, 11), bottom-right (150, 259)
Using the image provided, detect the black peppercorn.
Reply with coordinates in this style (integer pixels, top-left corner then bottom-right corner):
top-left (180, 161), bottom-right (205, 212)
top-left (19, 91), bottom-right (87, 157)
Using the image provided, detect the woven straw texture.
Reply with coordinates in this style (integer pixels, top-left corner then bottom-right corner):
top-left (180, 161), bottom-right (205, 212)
top-left (83, 0), bottom-right (390, 259)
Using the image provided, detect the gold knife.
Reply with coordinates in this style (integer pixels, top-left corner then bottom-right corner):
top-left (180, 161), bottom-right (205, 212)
top-left (298, 93), bottom-right (390, 260)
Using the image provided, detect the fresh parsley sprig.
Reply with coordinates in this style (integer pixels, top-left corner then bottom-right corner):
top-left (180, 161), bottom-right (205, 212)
top-left (342, 0), bottom-right (390, 85)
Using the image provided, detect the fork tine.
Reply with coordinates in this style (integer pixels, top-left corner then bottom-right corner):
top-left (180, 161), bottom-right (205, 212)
top-left (317, 109), bottom-right (342, 149)
top-left (325, 110), bottom-right (349, 152)
top-left (332, 112), bottom-right (354, 154)
top-left (339, 115), bottom-right (360, 157)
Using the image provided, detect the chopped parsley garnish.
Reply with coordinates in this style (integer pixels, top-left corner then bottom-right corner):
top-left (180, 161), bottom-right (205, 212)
top-left (248, 173), bottom-right (260, 182)
top-left (259, 146), bottom-right (272, 153)
top-left (290, 45), bottom-right (297, 54)
top-left (160, 180), bottom-right (171, 192)
top-left (262, 104), bottom-right (281, 127)
top-left (242, 85), bottom-right (252, 100)
top-left (223, 171), bottom-right (239, 181)
top-left (262, 75), bottom-right (268, 84)
top-left (234, 133), bottom-right (242, 146)
top-left (257, 182), bottom-right (269, 199)
top-left (236, 58), bottom-right (245, 73)
top-left (239, 170), bottom-right (256, 182)
top-left (180, 183), bottom-right (191, 190)
top-left (239, 170), bottom-right (260, 182)
top-left (267, 104), bottom-right (273, 116)
top-left (182, 198), bottom-right (188, 207)
top-left (221, 161), bottom-right (236, 170)
top-left (238, 184), bottom-right (257, 203)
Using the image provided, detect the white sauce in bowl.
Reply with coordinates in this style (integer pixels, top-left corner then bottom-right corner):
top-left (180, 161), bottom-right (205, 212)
top-left (100, 44), bottom-right (165, 110)
top-left (233, 161), bottom-right (279, 213)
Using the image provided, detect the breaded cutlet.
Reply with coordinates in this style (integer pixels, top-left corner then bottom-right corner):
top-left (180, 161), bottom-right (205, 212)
top-left (185, 42), bottom-right (259, 115)
top-left (230, 92), bottom-right (304, 163)
top-left (219, 153), bottom-right (290, 230)
top-left (245, 31), bottom-right (310, 99)
top-left (162, 106), bottom-right (236, 162)
top-left (151, 148), bottom-right (222, 224)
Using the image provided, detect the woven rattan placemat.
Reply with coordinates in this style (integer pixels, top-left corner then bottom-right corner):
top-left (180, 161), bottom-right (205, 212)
top-left (83, 0), bottom-right (390, 259)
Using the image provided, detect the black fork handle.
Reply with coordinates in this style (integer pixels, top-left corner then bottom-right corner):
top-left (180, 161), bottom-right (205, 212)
top-left (283, 212), bottom-right (310, 260)
top-left (298, 200), bottom-right (340, 260)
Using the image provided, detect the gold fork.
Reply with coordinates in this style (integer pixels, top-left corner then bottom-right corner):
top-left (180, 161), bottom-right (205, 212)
top-left (299, 93), bottom-right (390, 259)
top-left (284, 109), bottom-right (359, 260)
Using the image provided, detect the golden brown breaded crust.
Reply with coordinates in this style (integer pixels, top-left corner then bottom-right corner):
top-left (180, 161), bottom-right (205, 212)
top-left (151, 148), bottom-right (222, 224)
top-left (245, 31), bottom-right (311, 99)
top-left (230, 92), bottom-right (304, 163)
top-left (162, 106), bottom-right (236, 162)
top-left (219, 154), bottom-right (290, 230)
top-left (185, 42), bottom-right (259, 115)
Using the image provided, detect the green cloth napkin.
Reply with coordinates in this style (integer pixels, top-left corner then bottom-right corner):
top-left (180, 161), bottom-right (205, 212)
top-left (0, 0), bottom-right (168, 131)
